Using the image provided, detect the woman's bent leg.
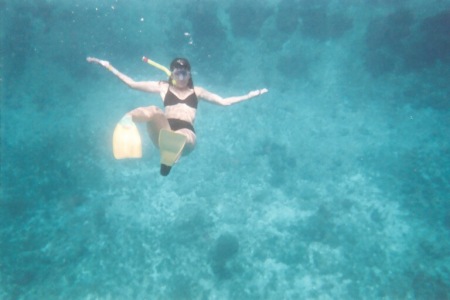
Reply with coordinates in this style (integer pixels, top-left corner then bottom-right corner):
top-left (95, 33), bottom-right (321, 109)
top-left (176, 129), bottom-right (196, 155)
top-left (125, 106), bottom-right (196, 153)
top-left (126, 106), bottom-right (170, 148)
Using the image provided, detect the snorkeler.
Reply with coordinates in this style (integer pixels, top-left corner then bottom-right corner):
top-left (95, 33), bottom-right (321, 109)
top-left (86, 56), bottom-right (268, 176)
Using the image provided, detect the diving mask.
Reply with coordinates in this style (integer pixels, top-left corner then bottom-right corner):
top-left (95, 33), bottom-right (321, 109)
top-left (172, 68), bottom-right (190, 81)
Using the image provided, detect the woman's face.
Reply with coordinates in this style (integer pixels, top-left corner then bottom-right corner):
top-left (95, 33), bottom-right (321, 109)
top-left (172, 68), bottom-right (191, 87)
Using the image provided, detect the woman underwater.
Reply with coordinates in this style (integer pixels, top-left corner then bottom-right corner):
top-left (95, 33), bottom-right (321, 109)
top-left (87, 56), bottom-right (268, 175)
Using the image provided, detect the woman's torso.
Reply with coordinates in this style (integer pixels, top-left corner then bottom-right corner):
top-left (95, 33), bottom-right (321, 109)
top-left (159, 83), bottom-right (198, 124)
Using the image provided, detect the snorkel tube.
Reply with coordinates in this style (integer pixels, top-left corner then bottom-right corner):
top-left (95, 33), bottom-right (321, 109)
top-left (142, 56), bottom-right (171, 77)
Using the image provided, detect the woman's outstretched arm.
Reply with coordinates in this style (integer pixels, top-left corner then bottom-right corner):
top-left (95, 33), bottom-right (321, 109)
top-left (195, 87), bottom-right (268, 106)
top-left (86, 57), bottom-right (161, 93)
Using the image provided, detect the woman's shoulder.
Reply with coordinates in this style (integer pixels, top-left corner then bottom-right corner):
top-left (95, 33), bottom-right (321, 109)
top-left (194, 86), bottom-right (206, 96)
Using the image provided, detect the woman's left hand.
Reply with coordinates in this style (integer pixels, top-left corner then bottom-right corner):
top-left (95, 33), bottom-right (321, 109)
top-left (248, 88), bottom-right (268, 98)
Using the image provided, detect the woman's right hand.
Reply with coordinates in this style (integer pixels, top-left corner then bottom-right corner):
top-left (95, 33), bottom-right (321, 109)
top-left (86, 57), bottom-right (111, 69)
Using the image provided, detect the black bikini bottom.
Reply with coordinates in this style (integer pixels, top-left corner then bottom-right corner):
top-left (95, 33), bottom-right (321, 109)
top-left (168, 118), bottom-right (195, 133)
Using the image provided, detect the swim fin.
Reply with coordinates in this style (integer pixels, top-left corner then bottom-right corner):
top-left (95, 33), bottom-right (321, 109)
top-left (158, 129), bottom-right (186, 176)
top-left (112, 116), bottom-right (142, 159)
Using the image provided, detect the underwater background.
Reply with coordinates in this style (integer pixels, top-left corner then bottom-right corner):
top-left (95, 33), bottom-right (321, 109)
top-left (1, 0), bottom-right (450, 299)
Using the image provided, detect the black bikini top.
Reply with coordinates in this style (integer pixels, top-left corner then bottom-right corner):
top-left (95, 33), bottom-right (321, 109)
top-left (164, 88), bottom-right (198, 109)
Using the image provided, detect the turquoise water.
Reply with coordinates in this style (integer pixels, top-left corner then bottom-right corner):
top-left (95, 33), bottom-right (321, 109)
top-left (1, 0), bottom-right (450, 299)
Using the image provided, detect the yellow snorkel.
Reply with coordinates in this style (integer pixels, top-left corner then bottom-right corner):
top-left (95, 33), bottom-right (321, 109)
top-left (142, 56), bottom-right (172, 77)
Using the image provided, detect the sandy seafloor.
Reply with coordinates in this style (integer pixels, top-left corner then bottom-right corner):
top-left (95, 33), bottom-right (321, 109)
top-left (1, 0), bottom-right (450, 299)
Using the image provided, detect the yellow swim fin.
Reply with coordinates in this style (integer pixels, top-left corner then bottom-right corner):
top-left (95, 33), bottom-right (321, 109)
top-left (158, 129), bottom-right (186, 176)
top-left (112, 117), bottom-right (142, 159)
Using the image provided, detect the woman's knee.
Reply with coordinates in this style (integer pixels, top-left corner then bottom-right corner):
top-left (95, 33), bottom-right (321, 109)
top-left (142, 106), bottom-right (164, 119)
top-left (130, 106), bottom-right (163, 121)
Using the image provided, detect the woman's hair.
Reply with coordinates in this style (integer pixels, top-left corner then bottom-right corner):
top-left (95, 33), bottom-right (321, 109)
top-left (169, 57), bottom-right (194, 88)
